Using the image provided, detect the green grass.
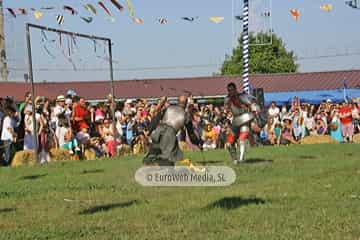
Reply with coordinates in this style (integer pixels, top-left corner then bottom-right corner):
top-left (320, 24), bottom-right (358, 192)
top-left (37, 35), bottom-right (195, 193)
top-left (0, 144), bottom-right (359, 240)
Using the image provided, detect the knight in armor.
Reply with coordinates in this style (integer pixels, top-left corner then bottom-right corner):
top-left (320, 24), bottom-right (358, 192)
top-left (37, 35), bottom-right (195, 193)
top-left (225, 82), bottom-right (264, 164)
top-left (143, 96), bottom-right (203, 166)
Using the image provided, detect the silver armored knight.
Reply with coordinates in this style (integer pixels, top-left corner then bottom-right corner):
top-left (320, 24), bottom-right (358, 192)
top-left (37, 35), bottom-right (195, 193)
top-left (225, 82), bottom-right (264, 164)
top-left (143, 95), bottom-right (202, 166)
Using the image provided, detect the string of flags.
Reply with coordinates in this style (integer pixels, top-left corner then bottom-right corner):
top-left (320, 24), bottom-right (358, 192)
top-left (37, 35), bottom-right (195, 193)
top-left (2, 1), bottom-right (360, 25)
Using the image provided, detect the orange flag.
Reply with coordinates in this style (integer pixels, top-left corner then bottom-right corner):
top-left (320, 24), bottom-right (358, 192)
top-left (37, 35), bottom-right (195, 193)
top-left (290, 9), bottom-right (300, 22)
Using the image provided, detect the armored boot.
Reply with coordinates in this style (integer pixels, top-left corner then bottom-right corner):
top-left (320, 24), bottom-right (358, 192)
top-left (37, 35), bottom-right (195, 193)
top-left (226, 143), bottom-right (238, 164)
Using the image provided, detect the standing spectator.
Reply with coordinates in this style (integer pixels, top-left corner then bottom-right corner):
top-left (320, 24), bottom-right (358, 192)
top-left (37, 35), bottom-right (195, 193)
top-left (351, 102), bottom-right (359, 133)
top-left (52, 95), bottom-right (66, 131)
top-left (1, 107), bottom-right (17, 165)
top-left (23, 105), bottom-right (39, 150)
top-left (339, 102), bottom-right (354, 142)
top-left (329, 107), bottom-right (343, 142)
top-left (72, 97), bottom-right (89, 132)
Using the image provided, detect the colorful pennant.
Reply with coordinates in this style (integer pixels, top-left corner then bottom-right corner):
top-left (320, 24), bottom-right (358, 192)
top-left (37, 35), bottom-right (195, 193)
top-left (81, 16), bottom-right (93, 23)
top-left (209, 16), bottom-right (224, 23)
top-left (98, 1), bottom-right (112, 16)
top-left (290, 9), bottom-right (300, 21)
top-left (63, 5), bottom-right (77, 15)
top-left (110, 0), bottom-right (124, 11)
top-left (125, 0), bottom-right (135, 16)
top-left (133, 17), bottom-right (144, 24)
top-left (320, 4), bottom-right (333, 12)
top-left (84, 4), bottom-right (97, 15)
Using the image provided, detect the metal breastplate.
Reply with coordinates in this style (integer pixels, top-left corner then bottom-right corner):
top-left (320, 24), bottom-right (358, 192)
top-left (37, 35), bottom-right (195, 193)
top-left (162, 106), bottom-right (185, 132)
top-left (227, 96), bottom-right (248, 117)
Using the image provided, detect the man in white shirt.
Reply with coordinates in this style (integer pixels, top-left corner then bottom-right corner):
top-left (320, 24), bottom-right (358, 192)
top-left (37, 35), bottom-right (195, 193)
top-left (52, 95), bottom-right (66, 131)
top-left (268, 101), bottom-right (280, 122)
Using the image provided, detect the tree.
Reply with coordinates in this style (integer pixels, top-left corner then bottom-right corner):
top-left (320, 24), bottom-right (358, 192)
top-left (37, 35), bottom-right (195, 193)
top-left (221, 32), bottom-right (298, 75)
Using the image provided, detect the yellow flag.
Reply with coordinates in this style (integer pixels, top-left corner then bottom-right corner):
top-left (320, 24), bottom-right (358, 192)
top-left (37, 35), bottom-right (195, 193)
top-left (34, 10), bottom-right (44, 20)
top-left (209, 16), bottom-right (224, 23)
top-left (125, 0), bottom-right (135, 17)
top-left (320, 4), bottom-right (333, 11)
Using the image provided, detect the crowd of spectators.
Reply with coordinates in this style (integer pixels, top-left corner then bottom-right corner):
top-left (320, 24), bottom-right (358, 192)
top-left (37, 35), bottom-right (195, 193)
top-left (0, 91), bottom-right (359, 166)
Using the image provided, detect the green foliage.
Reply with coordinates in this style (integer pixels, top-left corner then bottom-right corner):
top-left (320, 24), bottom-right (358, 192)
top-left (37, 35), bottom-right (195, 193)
top-left (221, 32), bottom-right (299, 75)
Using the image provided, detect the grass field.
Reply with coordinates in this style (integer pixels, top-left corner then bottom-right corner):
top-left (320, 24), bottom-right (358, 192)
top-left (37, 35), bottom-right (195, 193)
top-left (0, 144), bottom-right (359, 240)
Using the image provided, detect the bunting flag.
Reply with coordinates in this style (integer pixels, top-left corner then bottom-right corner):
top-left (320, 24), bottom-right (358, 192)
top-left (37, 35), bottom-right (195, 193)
top-left (7, 8), bottom-right (16, 18)
top-left (320, 4), bottom-right (333, 12)
top-left (98, 2), bottom-right (112, 16)
top-left (56, 15), bottom-right (65, 25)
top-left (345, 0), bottom-right (359, 9)
top-left (33, 10), bottom-right (44, 20)
top-left (209, 16), bottom-right (224, 23)
top-left (133, 17), bottom-right (144, 24)
top-left (63, 5), bottom-right (77, 15)
top-left (125, 0), bottom-right (135, 16)
top-left (40, 6), bottom-right (56, 10)
top-left (84, 4), bottom-right (97, 15)
top-left (18, 8), bottom-right (27, 15)
top-left (290, 9), bottom-right (301, 21)
top-left (181, 17), bottom-right (198, 22)
top-left (110, 0), bottom-right (124, 11)
top-left (261, 11), bottom-right (271, 17)
top-left (81, 16), bottom-right (93, 23)
top-left (158, 17), bottom-right (168, 24)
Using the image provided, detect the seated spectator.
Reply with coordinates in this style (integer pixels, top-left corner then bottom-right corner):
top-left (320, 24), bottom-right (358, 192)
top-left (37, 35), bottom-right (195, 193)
top-left (202, 123), bottom-right (217, 150)
top-left (60, 122), bottom-right (80, 155)
top-left (315, 119), bottom-right (327, 135)
top-left (281, 118), bottom-right (298, 144)
top-left (262, 117), bottom-right (276, 145)
top-left (274, 123), bottom-right (282, 145)
top-left (102, 118), bottom-right (118, 157)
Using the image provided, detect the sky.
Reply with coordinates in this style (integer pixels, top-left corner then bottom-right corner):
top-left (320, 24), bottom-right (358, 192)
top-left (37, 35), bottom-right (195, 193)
top-left (3, 0), bottom-right (360, 83)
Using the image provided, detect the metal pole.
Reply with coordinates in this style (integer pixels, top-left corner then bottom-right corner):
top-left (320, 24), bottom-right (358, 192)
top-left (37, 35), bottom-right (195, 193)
top-left (242, 0), bottom-right (250, 94)
top-left (26, 23), bottom-right (38, 163)
top-left (0, 0), bottom-right (8, 81)
top-left (108, 39), bottom-right (116, 136)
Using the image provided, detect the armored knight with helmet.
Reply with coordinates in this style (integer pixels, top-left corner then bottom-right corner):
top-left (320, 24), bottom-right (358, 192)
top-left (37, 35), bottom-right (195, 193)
top-left (225, 82), bottom-right (263, 164)
top-left (143, 95), bottom-right (202, 166)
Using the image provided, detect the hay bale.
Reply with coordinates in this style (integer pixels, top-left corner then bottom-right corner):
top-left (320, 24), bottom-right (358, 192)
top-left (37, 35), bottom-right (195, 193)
top-left (49, 148), bottom-right (71, 162)
top-left (117, 144), bottom-right (132, 156)
top-left (84, 148), bottom-right (97, 160)
top-left (353, 134), bottom-right (360, 144)
top-left (11, 150), bottom-right (37, 167)
top-left (300, 135), bottom-right (338, 145)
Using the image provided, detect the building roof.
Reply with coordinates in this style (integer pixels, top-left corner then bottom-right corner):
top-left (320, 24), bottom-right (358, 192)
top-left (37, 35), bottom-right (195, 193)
top-left (1, 69), bottom-right (360, 101)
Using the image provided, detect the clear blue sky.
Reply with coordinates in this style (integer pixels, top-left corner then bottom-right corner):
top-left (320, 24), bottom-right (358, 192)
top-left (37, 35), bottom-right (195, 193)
top-left (3, 0), bottom-right (360, 82)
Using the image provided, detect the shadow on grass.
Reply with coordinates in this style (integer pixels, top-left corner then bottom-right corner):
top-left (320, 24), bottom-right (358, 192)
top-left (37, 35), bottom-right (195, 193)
top-left (79, 200), bottom-right (139, 215)
top-left (242, 158), bottom-right (273, 164)
top-left (81, 169), bottom-right (105, 175)
top-left (206, 197), bottom-right (265, 210)
top-left (21, 173), bottom-right (48, 180)
top-left (197, 160), bottom-right (224, 165)
top-left (299, 155), bottom-right (317, 160)
top-left (0, 208), bottom-right (16, 214)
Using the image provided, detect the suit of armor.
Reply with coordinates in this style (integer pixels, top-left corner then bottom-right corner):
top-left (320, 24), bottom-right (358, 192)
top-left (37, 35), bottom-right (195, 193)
top-left (143, 104), bottom-right (201, 166)
top-left (225, 93), bottom-right (261, 163)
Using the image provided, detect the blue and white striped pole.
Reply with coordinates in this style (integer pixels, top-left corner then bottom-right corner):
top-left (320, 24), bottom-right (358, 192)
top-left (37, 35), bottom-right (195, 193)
top-left (242, 0), bottom-right (250, 94)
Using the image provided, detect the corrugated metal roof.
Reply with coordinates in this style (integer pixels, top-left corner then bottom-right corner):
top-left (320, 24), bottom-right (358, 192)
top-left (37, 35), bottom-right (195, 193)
top-left (1, 69), bottom-right (360, 101)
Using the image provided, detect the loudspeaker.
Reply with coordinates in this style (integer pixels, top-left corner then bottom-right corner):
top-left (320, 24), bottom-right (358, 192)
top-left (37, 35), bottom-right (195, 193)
top-left (252, 88), bottom-right (265, 107)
